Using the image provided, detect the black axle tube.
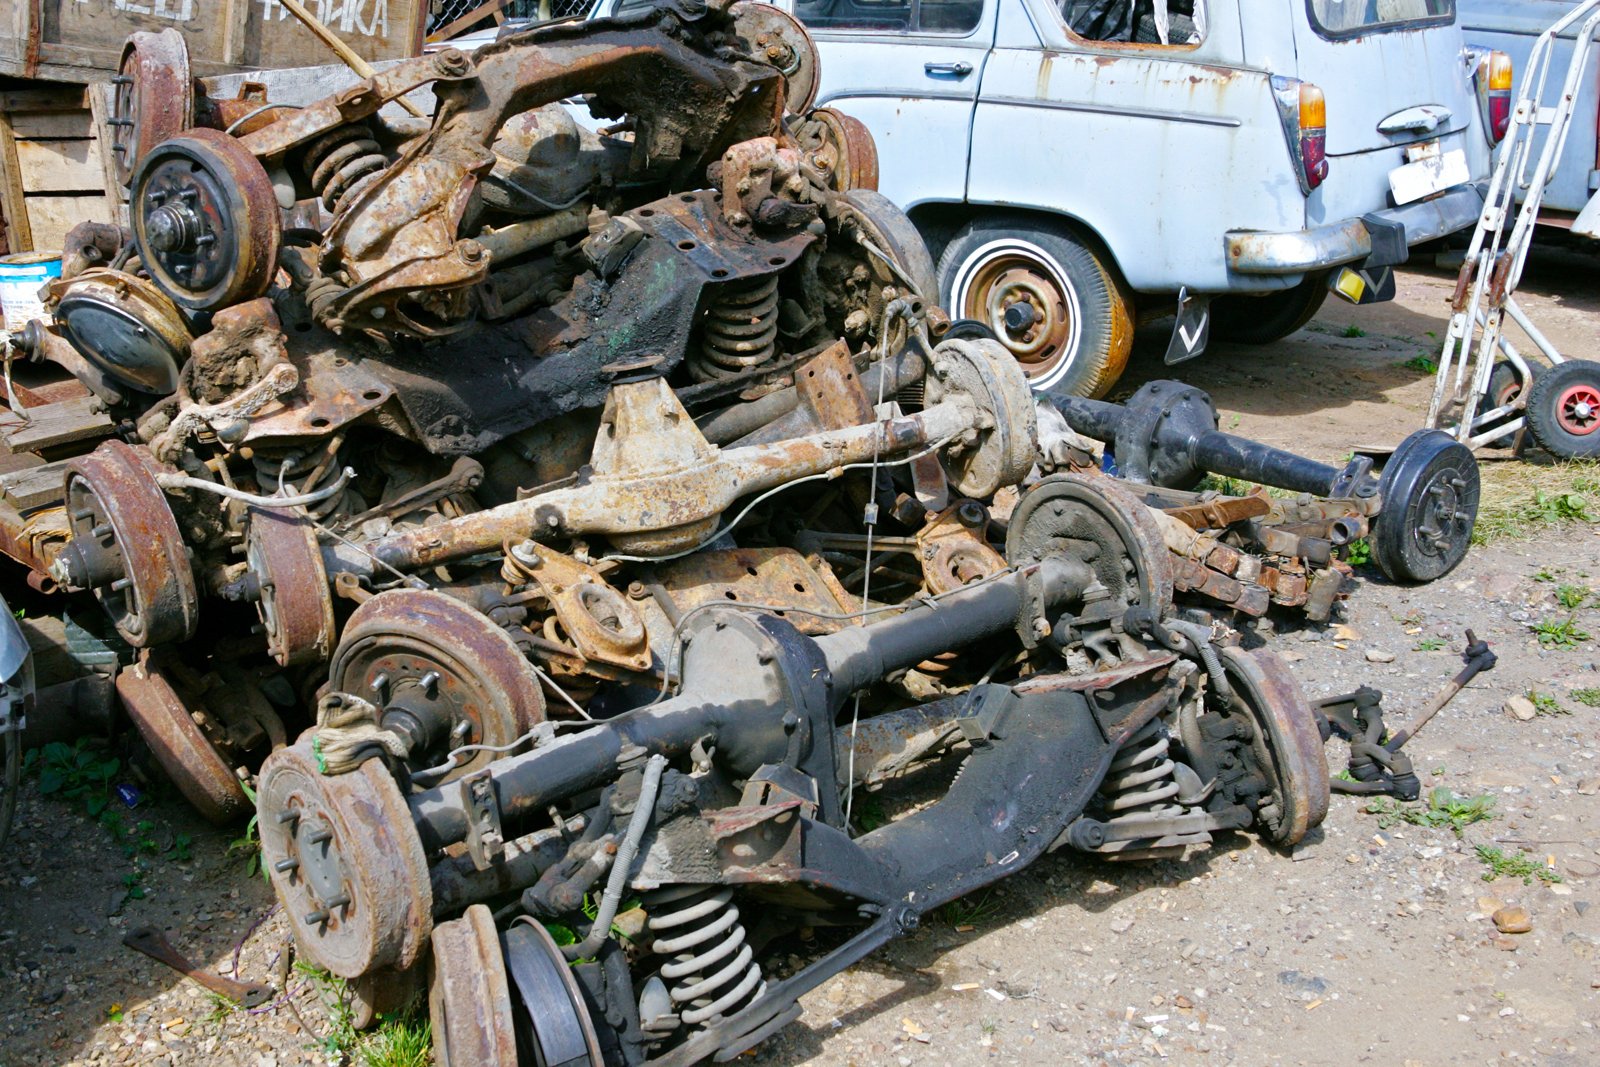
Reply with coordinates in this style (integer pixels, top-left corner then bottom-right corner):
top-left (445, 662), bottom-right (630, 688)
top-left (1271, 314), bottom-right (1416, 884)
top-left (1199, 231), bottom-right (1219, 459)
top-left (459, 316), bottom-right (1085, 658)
top-left (1057, 380), bottom-right (1375, 498)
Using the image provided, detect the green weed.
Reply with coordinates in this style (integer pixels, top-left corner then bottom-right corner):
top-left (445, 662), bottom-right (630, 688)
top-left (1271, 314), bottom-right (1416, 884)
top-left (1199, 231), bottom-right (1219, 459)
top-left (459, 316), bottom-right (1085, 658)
top-left (936, 889), bottom-right (1004, 928)
top-left (1569, 687), bottom-right (1600, 708)
top-left (1365, 788), bottom-right (1495, 837)
top-left (1413, 637), bottom-right (1445, 652)
top-left (1556, 584), bottom-right (1590, 610)
top-left (27, 740), bottom-right (121, 817)
top-left (1472, 463), bottom-right (1599, 545)
top-left (1476, 845), bottom-right (1562, 885)
top-left (360, 1013), bottom-right (431, 1067)
top-left (1401, 354), bottom-right (1438, 374)
top-left (228, 780), bottom-right (264, 881)
top-left (1529, 691), bottom-right (1570, 717)
top-left (1342, 325), bottom-right (1366, 338)
top-left (1534, 616), bottom-right (1591, 650)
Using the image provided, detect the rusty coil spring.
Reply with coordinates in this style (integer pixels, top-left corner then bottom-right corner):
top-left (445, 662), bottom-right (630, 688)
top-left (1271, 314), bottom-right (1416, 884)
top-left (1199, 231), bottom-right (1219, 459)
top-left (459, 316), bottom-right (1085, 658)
top-left (645, 886), bottom-right (765, 1027)
top-left (689, 275), bottom-right (780, 382)
top-left (304, 125), bottom-right (387, 216)
top-left (1096, 715), bottom-right (1186, 855)
top-left (252, 451), bottom-right (348, 521)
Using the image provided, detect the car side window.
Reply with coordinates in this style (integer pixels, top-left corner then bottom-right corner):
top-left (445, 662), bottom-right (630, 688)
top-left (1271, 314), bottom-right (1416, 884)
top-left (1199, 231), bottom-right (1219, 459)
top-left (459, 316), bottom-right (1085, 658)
top-left (793, 0), bottom-right (986, 35)
top-left (1057, 0), bottom-right (1206, 46)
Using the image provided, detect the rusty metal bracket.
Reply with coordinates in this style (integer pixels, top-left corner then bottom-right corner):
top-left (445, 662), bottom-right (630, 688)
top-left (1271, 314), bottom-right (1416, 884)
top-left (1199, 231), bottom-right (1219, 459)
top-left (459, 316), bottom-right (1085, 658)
top-left (462, 768), bottom-right (506, 871)
top-left (236, 52), bottom-right (477, 160)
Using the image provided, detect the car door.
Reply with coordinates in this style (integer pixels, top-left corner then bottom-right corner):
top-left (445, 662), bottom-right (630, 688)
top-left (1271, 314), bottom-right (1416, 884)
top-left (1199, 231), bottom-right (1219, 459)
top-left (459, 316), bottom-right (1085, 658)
top-left (798, 0), bottom-right (999, 209)
top-left (967, 0), bottom-right (1300, 293)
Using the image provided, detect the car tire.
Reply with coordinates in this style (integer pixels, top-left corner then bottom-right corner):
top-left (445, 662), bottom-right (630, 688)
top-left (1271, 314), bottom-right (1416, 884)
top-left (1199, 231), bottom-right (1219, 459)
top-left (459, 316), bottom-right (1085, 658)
top-left (1209, 274), bottom-right (1330, 345)
top-left (1524, 359), bottom-right (1600, 459)
top-left (1481, 361), bottom-right (1524, 449)
top-left (939, 216), bottom-right (1133, 400)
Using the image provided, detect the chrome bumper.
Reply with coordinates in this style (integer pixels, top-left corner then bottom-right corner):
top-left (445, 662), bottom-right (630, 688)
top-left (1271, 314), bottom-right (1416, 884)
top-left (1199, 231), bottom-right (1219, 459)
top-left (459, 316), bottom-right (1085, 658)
top-left (1225, 183), bottom-right (1487, 275)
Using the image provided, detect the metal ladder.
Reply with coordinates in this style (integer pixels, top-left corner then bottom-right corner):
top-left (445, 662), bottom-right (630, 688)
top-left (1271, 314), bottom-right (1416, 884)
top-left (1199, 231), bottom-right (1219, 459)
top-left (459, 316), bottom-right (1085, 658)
top-left (1426, 0), bottom-right (1600, 451)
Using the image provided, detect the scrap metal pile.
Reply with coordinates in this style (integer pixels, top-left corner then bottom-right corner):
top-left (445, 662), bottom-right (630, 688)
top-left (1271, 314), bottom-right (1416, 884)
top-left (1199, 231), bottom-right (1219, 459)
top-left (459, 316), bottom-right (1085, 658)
top-left (0, 2), bottom-right (1488, 1063)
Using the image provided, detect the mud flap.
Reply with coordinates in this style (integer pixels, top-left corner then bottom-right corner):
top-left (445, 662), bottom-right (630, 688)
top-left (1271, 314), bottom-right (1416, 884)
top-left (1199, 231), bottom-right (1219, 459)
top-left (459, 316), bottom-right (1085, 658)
top-left (1163, 287), bottom-right (1211, 365)
top-left (1329, 264), bottom-right (1396, 305)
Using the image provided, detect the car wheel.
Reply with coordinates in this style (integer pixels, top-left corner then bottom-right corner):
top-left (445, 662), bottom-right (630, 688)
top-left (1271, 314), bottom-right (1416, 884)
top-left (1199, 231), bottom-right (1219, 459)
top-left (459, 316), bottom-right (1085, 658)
top-left (939, 216), bottom-right (1133, 399)
top-left (1209, 274), bottom-right (1329, 345)
top-left (1525, 359), bottom-right (1600, 459)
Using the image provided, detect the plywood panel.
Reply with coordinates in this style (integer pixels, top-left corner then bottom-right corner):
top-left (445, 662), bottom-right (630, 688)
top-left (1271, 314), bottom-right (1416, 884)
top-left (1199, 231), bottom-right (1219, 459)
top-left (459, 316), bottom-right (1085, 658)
top-left (9, 110), bottom-right (93, 139)
top-left (24, 194), bottom-right (111, 253)
top-left (1, 0), bottom-right (428, 82)
top-left (15, 138), bottom-right (101, 193)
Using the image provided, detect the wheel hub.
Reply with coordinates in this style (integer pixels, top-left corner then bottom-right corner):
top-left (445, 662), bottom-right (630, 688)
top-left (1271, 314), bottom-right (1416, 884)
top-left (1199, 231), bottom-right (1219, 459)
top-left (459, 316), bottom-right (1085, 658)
top-left (330, 590), bottom-right (546, 778)
top-left (258, 744), bottom-right (433, 979)
top-left (1557, 384), bottom-right (1600, 435)
top-left (982, 266), bottom-right (1067, 363)
top-left (1415, 476), bottom-right (1466, 556)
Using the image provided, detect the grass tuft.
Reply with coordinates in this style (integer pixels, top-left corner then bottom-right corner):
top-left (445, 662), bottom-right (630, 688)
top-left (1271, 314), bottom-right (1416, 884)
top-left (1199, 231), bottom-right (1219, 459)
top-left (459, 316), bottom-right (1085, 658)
top-left (1476, 845), bottom-right (1562, 885)
top-left (1365, 787), bottom-right (1495, 836)
top-left (1472, 461), bottom-right (1599, 545)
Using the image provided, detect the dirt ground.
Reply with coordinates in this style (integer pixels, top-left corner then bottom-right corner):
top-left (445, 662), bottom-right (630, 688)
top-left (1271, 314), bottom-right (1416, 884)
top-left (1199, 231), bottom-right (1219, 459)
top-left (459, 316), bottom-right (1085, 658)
top-left (2, 246), bottom-right (1598, 1067)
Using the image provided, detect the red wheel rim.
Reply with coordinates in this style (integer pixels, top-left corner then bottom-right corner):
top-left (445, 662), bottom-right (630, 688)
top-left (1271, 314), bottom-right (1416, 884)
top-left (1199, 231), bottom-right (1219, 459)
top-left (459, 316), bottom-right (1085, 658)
top-left (1555, 383), bottom-right (1600, 436)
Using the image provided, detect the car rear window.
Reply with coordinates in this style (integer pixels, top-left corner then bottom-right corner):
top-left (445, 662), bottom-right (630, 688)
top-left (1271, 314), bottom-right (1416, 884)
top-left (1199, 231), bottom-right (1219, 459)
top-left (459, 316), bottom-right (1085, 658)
top-left (793, 0), bottom-right (986, 35)
top-left (1059, 1), bottom-right (1205, 45)
top-left (1308, 0), bottom-right (1455, 37)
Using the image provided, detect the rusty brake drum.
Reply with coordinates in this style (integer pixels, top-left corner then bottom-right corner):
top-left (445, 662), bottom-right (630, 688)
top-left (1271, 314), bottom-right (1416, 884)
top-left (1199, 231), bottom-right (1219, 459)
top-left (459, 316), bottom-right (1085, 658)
top-left (52, 268), bottom-right (191, 395)
top-left (258, 743), bottom-right (434, 979)
top-left (1211, 646), bottom-right (1329, 847)
top-left (116, 660), bottom-right (251, 825)
top-left (730, 1), bottom-right (819, 115)
top-left (430, 907), bottom-right (602, 1067)
top-left (111, 29), bottom-right (194, 189)
top-left (329, 590), bottom-right (546, 778)
top-left (923, 337), bottom-right (1037, 499)
top-left (430, 905), bottom-right (518, 1067)
top-left (1005, 473), bottom-right (1174, 621)
top-left (131, 128), bottom-right (282, 311)
top-left (246, 507), bottom-right (336, 668)
top-left (52, 440), bottom-right (199, 648)
top-left (795, 107), bottom-right (878, 193)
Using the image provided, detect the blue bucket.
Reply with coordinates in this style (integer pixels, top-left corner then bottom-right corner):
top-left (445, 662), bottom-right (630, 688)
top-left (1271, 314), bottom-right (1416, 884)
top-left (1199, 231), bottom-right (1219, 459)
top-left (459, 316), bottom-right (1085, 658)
top-left (0, 252), bottom-right (63, 333)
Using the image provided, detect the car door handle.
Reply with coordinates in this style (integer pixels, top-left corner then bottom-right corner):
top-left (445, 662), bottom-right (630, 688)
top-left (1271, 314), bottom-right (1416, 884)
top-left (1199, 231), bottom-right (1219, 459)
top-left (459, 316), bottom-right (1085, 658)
top-left (924, 61), bottom-right (973, 77)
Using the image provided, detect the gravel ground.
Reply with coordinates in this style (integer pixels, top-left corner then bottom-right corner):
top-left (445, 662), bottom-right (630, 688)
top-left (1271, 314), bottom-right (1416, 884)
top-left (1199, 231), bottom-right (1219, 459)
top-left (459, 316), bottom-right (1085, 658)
top-left (1, 249), bottom-right (1597, 1067)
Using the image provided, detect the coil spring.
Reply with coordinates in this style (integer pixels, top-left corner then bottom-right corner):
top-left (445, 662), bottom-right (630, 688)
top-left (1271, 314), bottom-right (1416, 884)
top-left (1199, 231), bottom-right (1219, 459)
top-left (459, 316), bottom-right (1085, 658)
top-left (689, 276), bottom-right (780, 382)
top-left (252, 451), bottom-right (348, 520)
top-left (304, 125), bottom-right (387, 215)
top-left (646, 886), bottom-right (765, 1027)
top-left (1094, 717), bottom-right (1198, 861)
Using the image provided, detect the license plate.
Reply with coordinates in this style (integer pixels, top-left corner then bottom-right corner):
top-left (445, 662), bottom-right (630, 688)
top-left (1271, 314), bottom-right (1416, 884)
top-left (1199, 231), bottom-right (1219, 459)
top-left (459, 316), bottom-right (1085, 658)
top-left (1389, 146), bottom-right (1469, 206)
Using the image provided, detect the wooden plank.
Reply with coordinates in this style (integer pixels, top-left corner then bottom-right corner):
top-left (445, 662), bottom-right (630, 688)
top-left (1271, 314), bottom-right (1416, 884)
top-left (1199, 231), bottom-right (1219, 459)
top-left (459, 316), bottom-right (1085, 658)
top-left (14, 138), bottom-right (101, 193)
top-left (2, 0), bottom-right (430, 81)
top-left (23, 194), bottom-right (110, 253)
top-left (3, 394), bottom-right (114, 454)
top-left (86, 85), bottom-right (127, 223)
top-left (0, 457), bottom-right (69, 513)
top-left (0, 88), bottom-right (86, 113)
top-left (9, 109), bottom-right (92, 139)
top-left (0, 109), bottom-right (31, 252)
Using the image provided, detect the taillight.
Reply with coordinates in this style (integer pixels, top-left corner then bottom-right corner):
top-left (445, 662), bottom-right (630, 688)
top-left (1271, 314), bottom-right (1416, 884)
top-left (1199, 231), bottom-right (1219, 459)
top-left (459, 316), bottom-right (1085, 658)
top-left (1476, 50), bottom-right (1513, 144)
top-left (1298, 84), bottom-right (1329, 191)
top-left (1271, 76), bottom-right (1330, 196)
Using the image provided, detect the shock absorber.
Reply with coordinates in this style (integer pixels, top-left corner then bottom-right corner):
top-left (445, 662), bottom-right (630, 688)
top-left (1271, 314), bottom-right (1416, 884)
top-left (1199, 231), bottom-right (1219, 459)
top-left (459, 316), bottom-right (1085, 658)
top-left (1091, 717), bottom-right (1211, 861)
top-left (690, 276), bottom-right (780, 381)
top-left (643, 885), bottom-right (765, 1028)
top-left (304, 124), bottom-right (388, 216)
